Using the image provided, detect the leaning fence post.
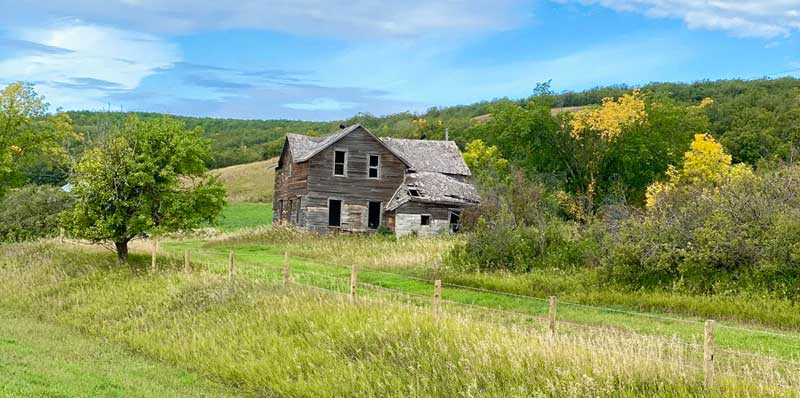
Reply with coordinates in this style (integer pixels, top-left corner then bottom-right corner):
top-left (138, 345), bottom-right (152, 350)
top-left (151, 240), bottom-right (159, 273)
top-left (184, 250), bottom-right (191, 273)
top-left (433, 280), bottom-right (442, 321)
top-left (283, 252), bottom-right (290, 287)
top-left (704, 320), bottom-right (716, 389)
top-left (349, 265), bottom-right (358, 304)
top-left (228, 251), bottom-right (236, 277)
top-left (548, 296), bottom-right (558, 339)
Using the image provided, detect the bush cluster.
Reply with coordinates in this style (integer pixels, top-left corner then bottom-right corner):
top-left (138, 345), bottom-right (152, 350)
top-left (605, 166), bottom-right (800, 298)
top-left (447, 164), bottom-right (800, 299)
top-left (0, 185), bottom-right (74, 242)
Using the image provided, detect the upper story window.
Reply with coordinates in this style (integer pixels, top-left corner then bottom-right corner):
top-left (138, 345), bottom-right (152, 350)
top-left (368, 154), bottom-right (380, 179)
top-left (334, 150), bottom-right (347, 176)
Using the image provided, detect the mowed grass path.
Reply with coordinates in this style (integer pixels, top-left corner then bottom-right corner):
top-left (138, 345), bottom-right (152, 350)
top-left (216, 203), bottom-right (273, 232)
top-left (163, 240), bottom-right (800, 362)
top-left (0, 312), bottom-right (243, 398)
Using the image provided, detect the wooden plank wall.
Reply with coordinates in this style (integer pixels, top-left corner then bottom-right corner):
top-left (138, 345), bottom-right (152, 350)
top-left (273, 148), bottom-right (310, 225)
top-left (304, 127), bottom-right (406, 233)
top-left (394, 202), bottom-right (455, 237)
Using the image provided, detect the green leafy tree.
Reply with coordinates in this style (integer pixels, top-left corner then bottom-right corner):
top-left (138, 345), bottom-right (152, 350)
top-left (462, 139), bottom-right (509, 184)
top-left (0, 82), bottom-right (77, 195)
top-left (63, 116), bottom-right (225, 263)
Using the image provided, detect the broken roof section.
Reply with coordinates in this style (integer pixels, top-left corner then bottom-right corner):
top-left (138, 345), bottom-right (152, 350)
top-left (387, 171), bottom-right (480, 211)
top-left (381, 138), bottom-right (471, 176)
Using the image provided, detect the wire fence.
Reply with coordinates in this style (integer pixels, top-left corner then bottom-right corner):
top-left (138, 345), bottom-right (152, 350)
top-left (134, 242), bottom-right (800, 392)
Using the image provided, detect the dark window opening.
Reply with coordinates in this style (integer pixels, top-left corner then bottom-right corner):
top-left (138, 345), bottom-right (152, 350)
top-left (368, 201), bottom-right (381, 229)
top-left (450, 210), bottom-right (461, 233)
top-left (368, 155), bottom-right (379, 179)
top-left (408, 189), bottom-right (420, 197)
top-left (334, 150), bottom-right (346, 176)
top-left (296, 197), bottom-right (302, 222)
top-left (328, 199), bottom-right (342, 227)
top-left (421, 215), bottom-right (431, 226)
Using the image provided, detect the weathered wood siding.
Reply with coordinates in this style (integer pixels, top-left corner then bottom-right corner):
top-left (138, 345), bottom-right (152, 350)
top-left (273, 147), bottom-right (309, 226)
top-left (395, 201), bottom-right (457, 237)
top-left (303, 127), bottom-right (406, 233)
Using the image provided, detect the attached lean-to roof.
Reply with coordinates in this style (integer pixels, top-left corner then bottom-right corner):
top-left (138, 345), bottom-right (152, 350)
top-left (381, 138), bottom-right (471, 176)
top-left (386, 171), bottom-right (480, 211)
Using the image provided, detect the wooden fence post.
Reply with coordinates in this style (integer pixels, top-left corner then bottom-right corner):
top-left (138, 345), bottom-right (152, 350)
top-left (548, 296), bottom-right (558, 339)
top-left (349, 265), bottom-right (358, 304)
top-left (151, 240), bottom-right (158, 273)
top-left (704, 320), bottom-right (716, 389)
top-left (59, 227), bottom-right (65, 244)
top-left (184, 250), bottom-right (191, 273)
top-left (228, 251), bottom-right (236, 277)
top-left (433, 280), bottom-right (442, 321)
top-left (283, 252), bottom-right (290, 287)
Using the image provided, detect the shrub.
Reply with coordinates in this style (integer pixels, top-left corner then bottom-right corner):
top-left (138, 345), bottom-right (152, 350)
top-left (445, 204), bottom-right (602, 272)
top-left (0, 184), bottom-right (74, 242)
top-left (604, 165), bottom-right (800, 299)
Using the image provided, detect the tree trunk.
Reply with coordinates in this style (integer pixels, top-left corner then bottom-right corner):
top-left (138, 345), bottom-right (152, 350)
top-left (115, 241), bottom-right (129, 264)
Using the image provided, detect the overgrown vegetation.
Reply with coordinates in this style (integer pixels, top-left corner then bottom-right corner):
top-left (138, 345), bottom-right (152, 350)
top-left (0, 184), bottom-right (73, 242)
top-left (2, 241), bottom-right (798, 398)
top-left (448, 85), bottom-right (800, 301)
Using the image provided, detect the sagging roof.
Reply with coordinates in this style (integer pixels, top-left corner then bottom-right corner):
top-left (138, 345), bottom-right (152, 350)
top-left (381, 137), bottom-right (471, 176)
top-left (386, 171), bottom-right (480, 211)
top-left (286, 124), bottom-right (362, 162)
top-left (283, 124), bottom-right (472, 177)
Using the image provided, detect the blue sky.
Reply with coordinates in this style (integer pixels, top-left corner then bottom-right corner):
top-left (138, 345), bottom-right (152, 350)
top-left (0, 1), bottom-right (798, 121)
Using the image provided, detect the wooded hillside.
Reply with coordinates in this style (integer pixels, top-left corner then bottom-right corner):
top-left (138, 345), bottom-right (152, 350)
top-left (66, 77), bottom-right (800, 171)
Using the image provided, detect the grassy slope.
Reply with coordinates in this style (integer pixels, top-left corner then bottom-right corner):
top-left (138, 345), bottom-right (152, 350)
top-left (3, 241), bottom-right (794, 398)
top-left (0, 312), bottom-right (242, 398)
top-left (211, 158), bottom-right (277, 203)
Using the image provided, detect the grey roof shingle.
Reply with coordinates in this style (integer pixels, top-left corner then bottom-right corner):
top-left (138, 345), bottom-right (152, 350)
top-left (381, 138), bottom-right (471, 176)
top-left (386, 171), bottom-right (480, 210)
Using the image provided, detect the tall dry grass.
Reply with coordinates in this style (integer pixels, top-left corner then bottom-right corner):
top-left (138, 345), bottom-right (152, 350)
top-left (1, 241), bottom-right (798, 397)
top-left (210, 159), bottom-right (276, 203)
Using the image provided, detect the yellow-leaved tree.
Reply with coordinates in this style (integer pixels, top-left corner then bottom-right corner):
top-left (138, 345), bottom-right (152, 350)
top-left (646, 133), bottom-right (753, 207)
top-left (567, 89), bottom-right (648, 216)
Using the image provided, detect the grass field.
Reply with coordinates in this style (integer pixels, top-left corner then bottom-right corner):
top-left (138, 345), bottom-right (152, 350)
top-left (0, 312), bottom-right (241, 398)
top-left (216, 203), bottom-right (273, 231)
top-left (162, 233), bottom-right (800, 362)
top-left (3, 241), bottom-right (798, 397)
top-left (4, 206), bottom-right (800, 396)
top-left (210, 158), bottom-right (277, 203)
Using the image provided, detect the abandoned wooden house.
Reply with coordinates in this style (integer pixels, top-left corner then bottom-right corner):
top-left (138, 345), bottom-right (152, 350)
top-left (273, 124), bottom-right (480, 236)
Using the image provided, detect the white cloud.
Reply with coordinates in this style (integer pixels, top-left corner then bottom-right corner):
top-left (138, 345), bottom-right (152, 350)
top-left (565, 0), bottom-right (800, 38)
top-left (2, 0), bottom-right (530, 38)
top-left (0, 22), bottom-right (179, 109)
